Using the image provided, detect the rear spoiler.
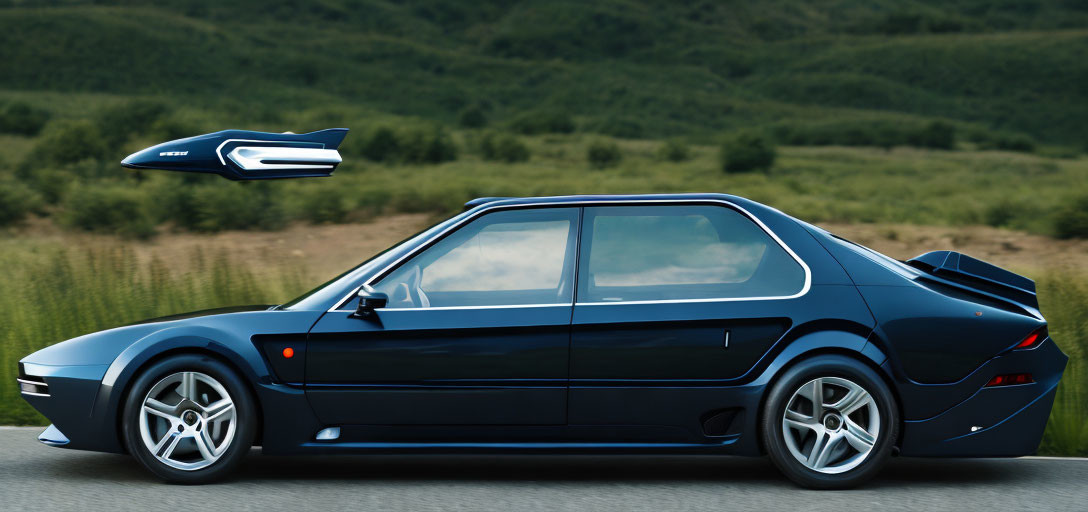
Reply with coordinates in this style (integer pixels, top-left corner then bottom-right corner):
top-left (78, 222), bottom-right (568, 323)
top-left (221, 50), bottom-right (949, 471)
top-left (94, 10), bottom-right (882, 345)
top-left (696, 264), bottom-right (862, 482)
top-left (121, 128), bottom-right (348, 180)
top-left (906, 251), bottom-right (1037, 309)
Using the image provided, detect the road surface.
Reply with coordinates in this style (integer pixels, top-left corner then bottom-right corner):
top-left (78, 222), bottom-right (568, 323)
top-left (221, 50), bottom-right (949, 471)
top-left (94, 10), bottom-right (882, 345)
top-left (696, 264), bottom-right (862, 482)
top-left (1, 427), bottom-right (1084, 511)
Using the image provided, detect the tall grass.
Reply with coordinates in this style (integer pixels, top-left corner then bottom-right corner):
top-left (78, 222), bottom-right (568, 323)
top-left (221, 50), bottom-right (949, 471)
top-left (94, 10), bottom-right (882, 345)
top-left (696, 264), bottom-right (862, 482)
top-left (0, 241), bottom-right (1085, 455)
top-left (0, 246), bottom-right (309, 424)
top-left (1037, 272), bottom-right (1088, 456)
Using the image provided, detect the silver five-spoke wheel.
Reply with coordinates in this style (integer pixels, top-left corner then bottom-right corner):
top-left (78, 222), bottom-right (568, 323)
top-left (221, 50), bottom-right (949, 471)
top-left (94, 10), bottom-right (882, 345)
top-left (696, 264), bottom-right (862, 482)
top-left (781, 376), bottom-right (879, 474)
top-left (139, 371), bottom-right (237, 471)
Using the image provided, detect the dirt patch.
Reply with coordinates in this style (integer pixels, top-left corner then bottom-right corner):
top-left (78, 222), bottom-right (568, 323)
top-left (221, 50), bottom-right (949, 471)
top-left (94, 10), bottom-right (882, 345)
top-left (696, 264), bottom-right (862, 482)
top-left (818, 223), bottom-right (1088, 276)
top-left (5, 214), bottom-right (438, 282)
top-left (6, 216), bottom-right (1083, 283)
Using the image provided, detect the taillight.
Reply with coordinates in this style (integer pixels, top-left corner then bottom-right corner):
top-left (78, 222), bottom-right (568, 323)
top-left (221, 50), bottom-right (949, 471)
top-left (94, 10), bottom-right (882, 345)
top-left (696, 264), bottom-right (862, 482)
top-left (986, 373), bottom-right (1034, 387)
top-left (1015, 327), bottom-right (1047, 350)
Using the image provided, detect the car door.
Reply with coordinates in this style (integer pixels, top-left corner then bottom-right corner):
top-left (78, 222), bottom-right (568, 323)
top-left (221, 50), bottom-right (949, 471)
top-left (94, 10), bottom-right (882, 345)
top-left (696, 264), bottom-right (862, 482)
top-left (568, 203), bottom-right (811, 437)
top-left (306, 207), bottom-right (580, 426)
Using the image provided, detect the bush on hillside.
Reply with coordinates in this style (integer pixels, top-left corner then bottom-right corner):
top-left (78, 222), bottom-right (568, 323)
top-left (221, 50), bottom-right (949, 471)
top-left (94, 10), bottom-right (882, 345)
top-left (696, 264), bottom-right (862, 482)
top-left (350, 125), bottom-right (458, 165)
top-left (0, 101), bottom-right (50, 136)
top-left (479, 132), bottom-right (530, 163)
top-left (587, 139), bottom-right (622, 169)
top-left (657, 138), bottom-right (690, 162)
top-left (148, 114), bottom-right (204, 142)
top-left (771, 120), bottom-right (911, 148)
top-left (399, 126), bottom-right (458, 164)
top-left (509, 109), bottom-right (575, 135)
top-left (60, 184), bottom-right (155, 239)
top-left (721, 132), bottom-right (776, 173)
top-left (192, 183), bottom-right (287, 232)
top-left (358, 126), bottom-right (401, 162)
top-left (95, 100), bottom-right (170, 146)
top-left (587, 116), bottom-right (644, 139)
top-left (974, 132), bottom-right (1037, 153)
top-left (24, 120), bottom-right (111, 168)
top-left (285, 181), bottom-right (353, 224)
top-left (910, 120), bottom-right (956, 150)
top-left (1054, 196), bottom-right (1088, 239)
top-left (146, 177), bottom-right (202, 231)
top-left (872, 12), bottom-right (967, 35)
top-left (458, 105), bottom-right (488, 128)
top-left (0, 180), bottom-right (41, 226)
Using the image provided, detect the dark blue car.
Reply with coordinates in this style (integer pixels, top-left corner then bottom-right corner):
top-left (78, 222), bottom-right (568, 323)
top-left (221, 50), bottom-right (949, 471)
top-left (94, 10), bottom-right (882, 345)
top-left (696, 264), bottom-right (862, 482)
top-left (17, 134), bottom-right (1067, 488)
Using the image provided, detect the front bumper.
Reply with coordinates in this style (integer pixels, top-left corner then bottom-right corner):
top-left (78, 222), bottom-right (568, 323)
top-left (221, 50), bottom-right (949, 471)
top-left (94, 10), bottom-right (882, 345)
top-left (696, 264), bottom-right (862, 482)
top-left (899, 338), bottom-right (1067, 457)
top-left (17, 362), bottom-right (122, 453)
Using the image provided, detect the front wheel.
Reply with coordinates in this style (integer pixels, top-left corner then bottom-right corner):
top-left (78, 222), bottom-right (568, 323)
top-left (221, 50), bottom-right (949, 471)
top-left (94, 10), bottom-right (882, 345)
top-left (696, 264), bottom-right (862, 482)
top-left (761, 354), bottom-right (899, 489)
top-left (122, 354), bottom-right (256, 484)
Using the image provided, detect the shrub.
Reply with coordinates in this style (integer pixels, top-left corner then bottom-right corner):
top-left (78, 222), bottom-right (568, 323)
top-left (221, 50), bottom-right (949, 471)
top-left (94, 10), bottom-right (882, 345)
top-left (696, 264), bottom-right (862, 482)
top-left (24, 120), bottom-right (111, 167)
top-left (94, 100), bottom-right (170, 146)
top-left (359, 126), bottom-right (401, 162)
top-left (658, 138), bottom-right (690, 162)
top-left (721, 132), bottom-right (776, 173)
top-left (771, 120), bottom-right (911, 148)
top-left (0, 101), bottom-right (50, 136)
top-left (399, 126), bottom-right (458, 164)
top-left (910, 121), bottom-right (956, 150)
top-left (458, 105), bottom-right (487, 128)
top-left (588, 116), bottom-right (644, 139)
top-left (1054, 196), bottom-right (1088, 239)
top-left (991, 133), bottom-right (1036, 153)
top-left (191, 183), bottom-right (287, 232)
top-left (60, 184), bottom-right (155, 239)
top-left (587, 139), bottom-right (622, 169)
top-left (148, 114), bottom-right (203, 142)
top-left (286, 181), bottom-right (352, 224)
top-left (22, 168), bottom-right (70, 204)
top-left (146, 177), bottom-right (202, 230)
top-left (350, 125), bottom-right (458, 165)
top-left (0, 180), bottom-right (41, 226)
top-left (509, 109), bottom-right (575, 135)
top-left (479, 132), bottom-right (530, 163)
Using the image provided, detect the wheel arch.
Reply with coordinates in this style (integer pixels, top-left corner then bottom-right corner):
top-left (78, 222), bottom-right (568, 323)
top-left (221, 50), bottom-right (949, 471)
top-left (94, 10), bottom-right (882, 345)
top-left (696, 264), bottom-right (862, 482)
top-left (99, 338), bottom-right (266, 453)
top-left (750, 330), bottom-right (903, 455)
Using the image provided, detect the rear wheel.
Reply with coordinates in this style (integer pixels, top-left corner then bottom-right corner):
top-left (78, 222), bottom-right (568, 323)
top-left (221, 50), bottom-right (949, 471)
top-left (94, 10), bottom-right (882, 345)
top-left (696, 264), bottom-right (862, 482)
top-left (122, 354), bottom-right (256, 484)
top-left (761, 354), bottom-right (898, 489)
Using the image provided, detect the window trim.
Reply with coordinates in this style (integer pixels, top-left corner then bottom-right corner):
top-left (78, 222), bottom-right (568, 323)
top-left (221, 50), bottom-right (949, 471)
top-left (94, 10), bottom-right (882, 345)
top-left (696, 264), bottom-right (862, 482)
top-left (328, 199), bottom-right (811, 312)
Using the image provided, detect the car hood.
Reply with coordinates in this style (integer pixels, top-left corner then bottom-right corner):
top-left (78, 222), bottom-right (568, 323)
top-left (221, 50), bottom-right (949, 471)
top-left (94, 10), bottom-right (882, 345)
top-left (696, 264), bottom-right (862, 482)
top-left (124, 305), bottom-right (276, 326)
top-left (21, 305), bottom-right (275, 367)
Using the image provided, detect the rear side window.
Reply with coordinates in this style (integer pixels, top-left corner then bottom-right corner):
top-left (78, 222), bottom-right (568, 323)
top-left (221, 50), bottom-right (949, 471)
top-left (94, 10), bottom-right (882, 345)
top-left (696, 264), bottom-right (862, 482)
top-left (578, 205), bottom-right (806, 302)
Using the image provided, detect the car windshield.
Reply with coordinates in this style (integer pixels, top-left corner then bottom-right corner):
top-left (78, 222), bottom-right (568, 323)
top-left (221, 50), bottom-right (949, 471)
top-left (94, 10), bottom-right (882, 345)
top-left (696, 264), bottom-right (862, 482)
top-left (279, 211), bottom-right (466, 311)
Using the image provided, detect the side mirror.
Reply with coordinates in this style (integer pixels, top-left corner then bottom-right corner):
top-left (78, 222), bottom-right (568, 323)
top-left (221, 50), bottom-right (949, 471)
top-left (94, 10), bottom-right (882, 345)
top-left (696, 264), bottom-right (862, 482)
top-left (350, 285), bottom-right (387, 319)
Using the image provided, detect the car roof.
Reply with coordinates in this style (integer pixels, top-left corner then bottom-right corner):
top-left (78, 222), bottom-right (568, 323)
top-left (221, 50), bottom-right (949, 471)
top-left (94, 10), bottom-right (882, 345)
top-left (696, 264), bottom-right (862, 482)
top-left (463, 193), bottom-right (747, 210)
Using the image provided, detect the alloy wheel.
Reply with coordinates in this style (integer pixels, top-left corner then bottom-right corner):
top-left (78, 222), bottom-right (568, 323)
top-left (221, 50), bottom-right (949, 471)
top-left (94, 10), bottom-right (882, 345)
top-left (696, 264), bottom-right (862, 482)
top-left (138, 371), bottom-right (237, 471)
top-left (781, 376), bottom-right (880, 474)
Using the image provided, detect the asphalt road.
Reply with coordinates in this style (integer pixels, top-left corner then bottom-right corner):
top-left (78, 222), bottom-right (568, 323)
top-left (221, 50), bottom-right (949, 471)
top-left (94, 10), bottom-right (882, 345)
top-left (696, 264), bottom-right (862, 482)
top-left (1, 427), bottom-right (1085, 511)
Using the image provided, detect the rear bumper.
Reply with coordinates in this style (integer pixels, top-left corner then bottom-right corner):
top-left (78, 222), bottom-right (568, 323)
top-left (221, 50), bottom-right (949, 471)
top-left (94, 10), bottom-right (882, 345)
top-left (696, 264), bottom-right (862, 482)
top-left (899, 338), bottom-right (1067, 457)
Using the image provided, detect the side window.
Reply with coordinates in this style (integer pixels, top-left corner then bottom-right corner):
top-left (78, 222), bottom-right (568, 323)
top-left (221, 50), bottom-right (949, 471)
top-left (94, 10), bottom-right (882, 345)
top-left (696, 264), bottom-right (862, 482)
top-left (578, 205), bottom-right (806, 302)
top-left (374, 208), bottom-right (579, 308)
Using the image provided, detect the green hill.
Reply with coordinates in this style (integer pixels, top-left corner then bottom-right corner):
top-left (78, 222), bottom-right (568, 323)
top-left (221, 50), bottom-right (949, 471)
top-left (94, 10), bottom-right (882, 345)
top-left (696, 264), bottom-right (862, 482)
top-left (1, 0), bottom-right (1087, 144)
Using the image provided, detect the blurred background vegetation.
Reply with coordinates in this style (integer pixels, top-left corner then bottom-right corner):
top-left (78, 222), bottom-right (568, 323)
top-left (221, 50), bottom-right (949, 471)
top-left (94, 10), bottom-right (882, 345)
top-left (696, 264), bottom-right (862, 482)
top-left (0, 0), bottom-right (1085, 455)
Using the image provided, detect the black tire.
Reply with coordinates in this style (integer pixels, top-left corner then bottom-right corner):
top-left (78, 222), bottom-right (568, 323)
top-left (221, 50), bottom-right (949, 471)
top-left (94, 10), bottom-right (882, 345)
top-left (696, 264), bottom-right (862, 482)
top-left (761, 354), bottom-right (898, 489)
top-left (122, 353), bottom-right (257, 484)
